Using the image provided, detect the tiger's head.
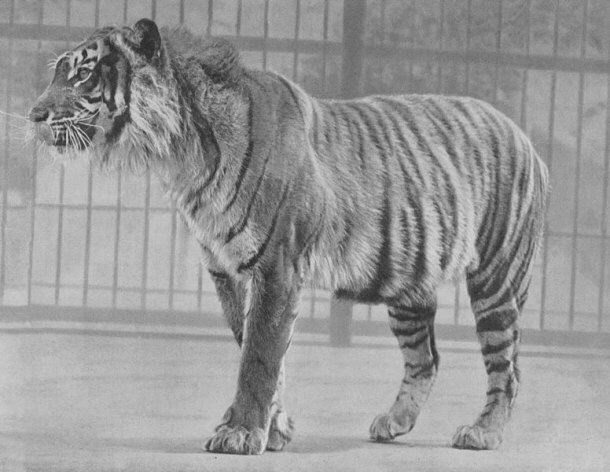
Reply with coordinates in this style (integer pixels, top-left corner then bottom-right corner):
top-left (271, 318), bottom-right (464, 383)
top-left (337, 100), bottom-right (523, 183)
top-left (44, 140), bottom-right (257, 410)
top-left (28, 18), bottom-right (181, 165)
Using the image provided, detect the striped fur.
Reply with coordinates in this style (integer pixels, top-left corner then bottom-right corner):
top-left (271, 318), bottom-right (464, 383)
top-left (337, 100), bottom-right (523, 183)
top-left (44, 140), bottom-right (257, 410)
top-left (29, 20), bottom-right (550, 455)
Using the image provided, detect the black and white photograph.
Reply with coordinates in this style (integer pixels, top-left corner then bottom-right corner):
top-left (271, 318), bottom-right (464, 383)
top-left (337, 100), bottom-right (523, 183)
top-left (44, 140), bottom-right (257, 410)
top-left (0, 0), bottom-right (609, 470)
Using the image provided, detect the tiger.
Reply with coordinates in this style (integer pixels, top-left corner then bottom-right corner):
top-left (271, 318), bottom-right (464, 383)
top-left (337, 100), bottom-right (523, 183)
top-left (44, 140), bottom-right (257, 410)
top-left (28, 19), bottom-right (550, 455)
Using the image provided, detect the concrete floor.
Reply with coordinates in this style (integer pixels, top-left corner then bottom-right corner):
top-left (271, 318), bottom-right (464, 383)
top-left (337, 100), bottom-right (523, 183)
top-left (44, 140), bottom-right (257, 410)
top-left (0, 329), bottom-right (609, 472)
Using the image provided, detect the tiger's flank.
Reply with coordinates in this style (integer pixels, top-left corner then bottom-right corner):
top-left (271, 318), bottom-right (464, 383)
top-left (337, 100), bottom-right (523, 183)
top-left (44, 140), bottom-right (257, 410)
top-left (28, 19), bottom-right (550, 455)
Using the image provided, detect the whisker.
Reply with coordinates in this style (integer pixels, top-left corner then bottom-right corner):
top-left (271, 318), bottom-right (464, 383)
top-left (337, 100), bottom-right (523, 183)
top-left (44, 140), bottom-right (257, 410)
top-left (0, 109), bottom-right (28, 122)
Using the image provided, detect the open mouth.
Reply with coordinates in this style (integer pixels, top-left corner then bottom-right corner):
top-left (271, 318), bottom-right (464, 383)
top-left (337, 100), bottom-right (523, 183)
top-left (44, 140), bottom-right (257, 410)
top-left (46, 119), bottom-right (98, 150)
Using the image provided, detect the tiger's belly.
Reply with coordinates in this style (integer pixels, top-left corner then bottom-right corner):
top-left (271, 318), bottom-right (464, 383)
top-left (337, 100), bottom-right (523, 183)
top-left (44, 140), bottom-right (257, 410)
top-left (306, 199), bottom-right (479, 305)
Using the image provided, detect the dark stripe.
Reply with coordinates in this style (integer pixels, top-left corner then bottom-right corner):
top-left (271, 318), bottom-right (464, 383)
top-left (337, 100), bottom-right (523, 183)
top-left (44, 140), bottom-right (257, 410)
top-left (420, 104), bottom-right (461, 270)
top-left (450, 99), bottom-right (486, 198)
top-left (343, 109), bottom-right (366, 172)
top-left (379, 102), bottom-right (425, 188)
top-left (355, 103), bottom-right (394, 295)
top-left (481, 339), bottom-right (513, 356)
top-left (476, 309), bottom-right (518, 332)
top-left (300, 196), bottom-right (326, 257)
top-left (482, 114), bottom-right (517, 268)
top-left (84, 95), bottom-right (102, 104)
top-left (323, 107), bottom-right (335, 147)
top-left (208, 270), bottom-right (228, 280)
top-left (310, 105), bottom-right (319, 149)
top-left (275, 73), bottom-right (302, 118)
top-left (399, 332), bottom-right (430, 350)
top-left (223, 90), bottom-right (255, 213)
top-left (343, 102), bottom-right (385, 154)
top-left (226, 144), bottom-right (274, 243)
top-left (469, 206), bottom-right (535, 312)
top-left (486, 387), bottom-right (505, 396)
top-left (404, 361), bottom-right (436, 379)
top-left (391, 323), bottom-right (427, 337)
top-left (237, 185), bottom-right (290, 272)
top-left (485, 359), bottom-right (511, 374)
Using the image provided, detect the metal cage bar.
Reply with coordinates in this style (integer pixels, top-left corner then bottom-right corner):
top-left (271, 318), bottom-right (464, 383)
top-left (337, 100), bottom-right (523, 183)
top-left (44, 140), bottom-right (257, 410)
top-left (0, 0), bottom-right (16, 306)
top-left (599, 4), bottom-right (610, 332)
top-left (568, 0), bottom-right (589, 330)
top-left (1, 0), bottom-right (609, 337)
top-left (539, 0), bottom-right (561, 329)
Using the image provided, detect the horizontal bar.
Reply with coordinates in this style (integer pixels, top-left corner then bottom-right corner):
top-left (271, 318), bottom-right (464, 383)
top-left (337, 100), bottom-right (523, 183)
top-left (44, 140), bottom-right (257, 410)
top-left (0, 305), bottom-right (608, 349)
top-left (6, 203), bottom-right (177, 212)
top-left (5, 281), bottom-right (602, 317)
top-left (3, 23), bottom-right (610, 75)
top-left (26, 281), bottom-right (216, 296)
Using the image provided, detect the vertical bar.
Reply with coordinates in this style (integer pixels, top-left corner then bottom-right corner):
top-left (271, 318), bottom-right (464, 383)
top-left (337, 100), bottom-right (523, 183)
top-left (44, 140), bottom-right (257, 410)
top-left (139, 0), bottom-right (157, 311)
top-left (236, 0), bottom-right (242, 35)
top-left (292, 0), bottom-right (301, 82)
top-left (0, 0), bottom-right (16, 305)
top-left (111, 173), bottom-right (122, 308)
top-left (493, 0), bottom-right (503, 105)
top-left (453, 282), bottom-right (461, 324)
top-left (567, 0), bottom-right (589, 330)
top-left (309, 286), bottom-right (315, 319)
top-left (262, 0), bottom-right (269, 70)
top-left (207, 0), bottom-right (213, 38)
top-left (179, 0), bottom-right (184, 24)
top-left (599, 6), bottom-right (610, 332)
top-left (27, 1), bottom-right (43, 306)
top-left (456, 0), bottom-right (473, 321)
top-left (321, 0), bottom-right (330, 95)
top-left (341, 0), bottom-right (365, 99)
top-left (407, 0), bottom-right (414, 88)
top-left (436, 0), bottom-right (445, 93)
top-left (539, 0), bottom-right (560, 330)
top-left (519, 0), bottom-right (531, 130)
top-left (168, 203), bottom-right (177, 310)
top-left (112, 1), bottom-right (129, 309)
top-left (330, 0), bottom-right (366, 347)
top-left (55, 0), bottom-right (73, 305)
top-left (464, 0), bottom-right (472, 94)
top-left (82, 0), bottom-right (101, 308)
top-left (151, 0), bottom-right (156, 20)
top-left (378, 0), bottom-right (386, 93)
top-left (197, 261), bottom-right (203, 311)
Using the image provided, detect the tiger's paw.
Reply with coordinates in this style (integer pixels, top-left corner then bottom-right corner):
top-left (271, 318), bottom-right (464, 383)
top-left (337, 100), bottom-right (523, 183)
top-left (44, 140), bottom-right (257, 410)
top-left (451, 424), bottom-right (502, 450)
top-left (204, 424), bottom-right (267, 455)
top-left (266, 410), bottom-right (294, 451)
top-left (369, 413), bottom-right (411, 442)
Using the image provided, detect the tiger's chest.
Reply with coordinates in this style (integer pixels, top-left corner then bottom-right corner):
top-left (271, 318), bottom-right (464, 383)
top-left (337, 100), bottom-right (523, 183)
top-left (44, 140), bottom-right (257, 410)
top-left (174, 200), bottom-right (257, 276)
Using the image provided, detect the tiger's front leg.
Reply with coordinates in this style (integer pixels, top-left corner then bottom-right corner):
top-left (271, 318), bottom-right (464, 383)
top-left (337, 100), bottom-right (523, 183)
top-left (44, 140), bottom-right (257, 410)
top-left (209, 269), bottom-right (294, 451)
top-left (204, 255), bottom-right (300, 455)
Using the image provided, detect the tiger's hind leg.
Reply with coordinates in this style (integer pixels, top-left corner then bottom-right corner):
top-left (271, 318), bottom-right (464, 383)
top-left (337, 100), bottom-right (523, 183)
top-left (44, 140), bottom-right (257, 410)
top-left (370, 301), bottom-right (439, 441)
top-left (452, 267), bottom-right (529, 450)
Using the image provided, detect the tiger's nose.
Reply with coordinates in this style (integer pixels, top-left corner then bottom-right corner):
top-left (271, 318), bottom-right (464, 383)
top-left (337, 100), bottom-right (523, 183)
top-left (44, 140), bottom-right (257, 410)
top-left (28, 106), bottom-right (49, 123)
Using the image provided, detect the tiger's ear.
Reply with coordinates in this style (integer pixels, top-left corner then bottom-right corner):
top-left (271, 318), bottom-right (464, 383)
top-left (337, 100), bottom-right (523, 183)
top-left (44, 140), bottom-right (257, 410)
top-left (132, 18), bottom-right (162, 62)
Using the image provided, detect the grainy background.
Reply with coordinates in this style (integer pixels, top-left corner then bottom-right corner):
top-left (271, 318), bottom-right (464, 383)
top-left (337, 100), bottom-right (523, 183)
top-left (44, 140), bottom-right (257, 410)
top-left (0, 0), bottom-right (609, 470)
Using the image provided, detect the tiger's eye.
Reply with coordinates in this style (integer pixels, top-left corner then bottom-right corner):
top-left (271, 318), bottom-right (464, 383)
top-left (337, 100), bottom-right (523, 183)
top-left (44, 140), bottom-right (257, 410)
top-left (78, 68), bottom-right (91, 80)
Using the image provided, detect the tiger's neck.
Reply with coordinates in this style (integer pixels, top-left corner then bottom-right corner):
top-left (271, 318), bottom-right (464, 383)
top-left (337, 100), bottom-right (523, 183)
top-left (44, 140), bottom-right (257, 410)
top-left (145, 58), bottom-right (251, 249)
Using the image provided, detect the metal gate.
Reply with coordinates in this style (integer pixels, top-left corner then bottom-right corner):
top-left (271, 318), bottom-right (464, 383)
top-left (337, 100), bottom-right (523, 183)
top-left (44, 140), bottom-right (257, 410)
top-left (0, 0), bottom-right (608, 347)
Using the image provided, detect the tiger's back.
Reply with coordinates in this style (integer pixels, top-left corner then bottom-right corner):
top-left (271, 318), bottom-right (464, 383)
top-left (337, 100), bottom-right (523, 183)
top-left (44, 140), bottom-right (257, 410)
top-left (294, 89), bottom-right (548, 309)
